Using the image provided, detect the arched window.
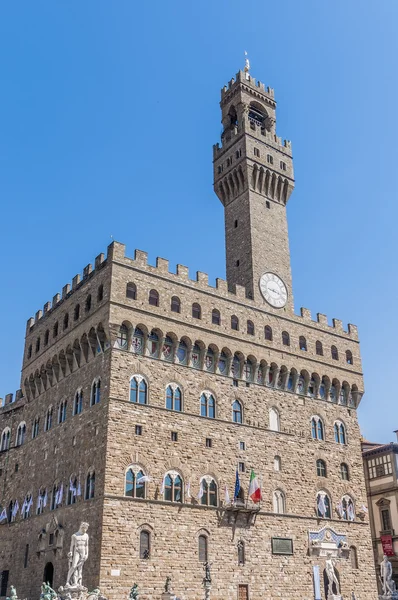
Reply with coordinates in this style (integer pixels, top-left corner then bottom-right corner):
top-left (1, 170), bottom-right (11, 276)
top-left (67, 476), bottom-right (78, 505)
top-left (341, 495), bottom-right (355, 521)
top-left (334, 422), bottom-right (346, 445)
top-left (247, 320), bottom-right (254, 335)
top-left (117, 324), bottom-right (128, 349)
top-left (232, 400), bottom-right (243, 424)
top-left (149, 289), bottom-right (159, 307)
top-left (317, 492), bottom-right (331, 518)
top-left (53, 322), bottom-right (59, 338)
top-left (198, 534), bottom-right (208, 562)
top-left (264, 325), bottom-right (273, 341)
top-left (125, 467), bottom-right (146, 499)
top-left (132, 327), bottom-right (144, 354)
top-left (171, 296), bottom-right (180, 313)
top-left (50, 483), bottom-right (62, 510)
top-left (200, 393), bottom-right (215, 418)
top-left (350, 546), bottom-right (358, 569)
top-left (308, 377), bottom-right (316, 398)
top-left (97, 284), bottom-right (104, 302)
top-left (311, 417), bottom-right (324, 441)
top-left (244, 359), bottom-right (254, 382)
top-left (130, 376), bottom-right (148, 405)
top-left (27, 344), bottom-right (32, 358)
top-left (44, 407), bottom-right (53, 432)
top-left (316, 459), bottom-right (327, 477)
top-left (22, 494), bottom-right (32, 519)
top-left (73, 390), bottom-right (83, 415)
top-left (85, 472), bottom-right (95, 500)
top-left (58, 401), bottom-right (67, 424)
top-left (192, 303), bottom-right (201, 319)
top-left (316, 341), bottom-right (323, 356)
top-left (200, 477), bottom-right (218, 507)
top-left (269, 407), bottom-right (280, 432)
top-left (63, 313), bottom-right (69, 331)
top-left (140, 530), bottom-right (151, 559)
top-left (1, 428), bottom-right (11, 451)
top-left (346, 350), bottom-right (353, 365)
top-left (32, 417), bottom-right (40, 439)
top-left (85, 294), bottom-right (92, 313)
top-left (273, 489), bottom-right (286, 514)
top-left (74, 304), bottom-right (80, 321)
top-left (126, 282), bottom-right (137, 300)
top-left (36, 488), bottom-right (47, 515)
top-left (166, 385), bottom-right (182, 412)
top-left (299, 336), bottom-right (307, 351)
top-left (91, 379), bottom-right (101, 406)
top-left (282, 331), bottom-right (290, 346)
top-left (212, 309), bottom-right (221, 325)
top-left (340, 463), bottom-right (349, 481)
top-left (36, 337), bottom-right (41, 353)
top-left (237, 540), bottom-right (245, 565)
top-left (274, 456), bottom-right (281, 472)
top-left (331, 345), bottom-right (339, 360)
top-left (44, 330), bottom-right (50, 346)
top-left (164, 472), bottom-right (183, 503)
top-left (16, 423), bottom-right (26, 447)
top-left (231, 315), bottom-right (239, 331)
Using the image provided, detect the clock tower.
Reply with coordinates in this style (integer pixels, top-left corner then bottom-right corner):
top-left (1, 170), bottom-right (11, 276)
top-left (213, 64), bottom-right (295, 311)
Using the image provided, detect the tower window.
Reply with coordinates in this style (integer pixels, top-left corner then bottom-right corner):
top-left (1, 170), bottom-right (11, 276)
top-left (192, 303), bottom-right (201, 319)
top-left (266, 201), bottom-right (271, 209)
top-left (346, 350), bottom-right (353, 365)
top-left (264, 325), bottom-right (273, 341)
top-left (231, 315), bottom-right (239, 331)
top-left (27, 344), bottom-right (32, 359)
top-left (227, 157), bottom-right (232, 167)
top-left (85, 295), bottom-right (92, 313)
top-left (212, 309), bottom-right (221, 325)
top-left (331, 345), bottom-right (339, 360)
top-left (316, 340), bottom-right (323, 356)
top-left (267, 154), bottom-right (274, 165)
top-left (236, 260), bottom-right (240, 267)
top-left (217, 165), bottom-right (223, 174)
top-left (235, 149), bottom-right (241, 159)
top-left (97, 284), bottom-right (104, 302)
top-left (126, 282), bottom-right (137, 300)
top-left (149, 289), bottom-right (159, 307)
top-left (280, 161), bottom-right (287, 171)
top-left (171, 296), bottom-right (181, 313)
top-left (299, 336), bottom-right (307, 351)
top-left (63, 313), bottom-right (69, 331)
top-left (282, 331), bottom-right (290, 346)
top-left (44, 330), bottom-right (49, 346)
top-left (247, 320), bottom-right (254, 335)
top-left (74, 305), bottom-right (80, 321)
top-left (234, 219), bottom-right (238, 228)
top-left (254, 147), bottom-right (260, 158)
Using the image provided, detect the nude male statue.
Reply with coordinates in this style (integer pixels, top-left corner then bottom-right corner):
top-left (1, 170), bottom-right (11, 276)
top-left (325, 552), bottom-right (340, 597)
top-left (66, 522), bottom-right (89, 587)
top-left (380, 554), bottom-right (395, 597)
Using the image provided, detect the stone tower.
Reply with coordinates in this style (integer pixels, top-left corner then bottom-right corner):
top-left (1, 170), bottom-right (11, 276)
top-left (213, 69), bottom-right (295, 309)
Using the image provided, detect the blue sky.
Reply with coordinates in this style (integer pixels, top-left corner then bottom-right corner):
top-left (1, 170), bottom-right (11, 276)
top-left (0, 1), bottom-right (397, 443)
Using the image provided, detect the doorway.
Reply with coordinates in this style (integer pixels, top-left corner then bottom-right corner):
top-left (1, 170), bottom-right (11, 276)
top-left (238, 584), bottom-right (249, 600)
top-left (43, 562), bottom-right (54, 587)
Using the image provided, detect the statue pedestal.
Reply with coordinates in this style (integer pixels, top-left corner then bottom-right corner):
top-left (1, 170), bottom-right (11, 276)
top-left (58, 585), bottom-right (88, 600)
top-left (161, 593), bottom-right (175, 600)
top-left (328, 595), bottom-right (342, 600)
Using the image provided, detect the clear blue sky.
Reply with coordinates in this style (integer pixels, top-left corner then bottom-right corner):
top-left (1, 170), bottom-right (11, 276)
top-left (0, 1), bottom-right (396, 443)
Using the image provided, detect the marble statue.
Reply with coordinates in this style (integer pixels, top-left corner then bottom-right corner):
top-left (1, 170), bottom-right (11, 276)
top-left (66, 522), bottom-right (89, 587)
top-left (86, 589), bottom-right (107, 600)
top-left (325, 552), bottom-right (340, 598)
top-left (7, 585), bottom-right (18, 600)
top-left (204, 562), bottom-right (212, 584)
top-left (380, 555), bottom-right (397, 597)
top-left (129, 584), bottom-right (139, 600)
top-left (40, 583), bottom-right (57, 600)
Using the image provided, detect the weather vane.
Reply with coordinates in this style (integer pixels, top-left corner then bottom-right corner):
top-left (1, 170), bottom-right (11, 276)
top-left (244, 50), bottom-right (250, 73)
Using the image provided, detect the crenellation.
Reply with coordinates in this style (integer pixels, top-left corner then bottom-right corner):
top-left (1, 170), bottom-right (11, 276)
top-left (176, 264), bottom-right (189, 278)
top-left (348, 323), bottom-right (359, 340)
top-left (333, 318), bottom-right (344, 333)
top-left (26, 317), bottom-right (34, 332)
top-left (235, 283), bottom-right (247, 301)
top-left (62, 283), bottom-right (71, 298)
top-left (35, 309), bottom-right (42, 323)
top-left (107, 240), bottom-right (126, 261)
top-left (52, 292), bottom-right (61, 306)
top-left (300, 307), bottom-right (311, 320)
top-left (317, 313), bottom-right (328, 326)
top-left (5, 393), bottom-right (13, 404)
top-left (156, 257), bottom-right (169, 273)
top-left (215, 277), bottom-right (228, 294)
top-left (95, 252), bottom-right (105, 268)
top-left (134, 249), bottom-right (148, 266)
top-left (43, 301), bottom-right (51, 314)
top-left (71, 274), bottom-right (80, 290)
top-left (83, 263), bottom-right (93, 279)
top-left (196, 271), bottom-right (208, 286)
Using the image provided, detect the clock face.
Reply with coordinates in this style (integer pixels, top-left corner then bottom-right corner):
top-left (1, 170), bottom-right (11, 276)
top-left (259, 273), bottom-right (287, 308)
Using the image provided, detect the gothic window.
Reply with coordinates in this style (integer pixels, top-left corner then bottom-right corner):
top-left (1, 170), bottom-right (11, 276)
top-left (117, 324), bottom-right (128, 349)
top-left (166, 385), bottom-right (182, 412)
top-left (233, 400), bottom-right (243, 424)
top-left (267, 154), bottom-right (274, 165)
top-left (67, 477), bottom-right (78, 505)
top-left (22, 494), bottom-right (32, 519)
top-left (85, 472), bottom-right (95, 500)
top-left (280, 161), bottom-right (287, 171)
top-left (231, 315), bottom-right (239, 331)
top-left (125, 467), bottom-right (146, 499)
top-left (331, 345), bottom-right (339, 360)
top-left (269, 407), bottom-right (280, 432)
top-left (201, 393), bottom-right (216, 419)
top-left (346, 350), bottom-right (353, 365)
top-left (32, 417), bottom-right (40, 439)
top-left (316, 459), bottom-right (327, 477)
top-left (148, 331), bottom-right (160, 357)
top-left (350, 546), bottom-right (358, 569)
top-left (317, 492), bottom-right (331, 518)
top-left (244, 359), bottom-right (254, 382)
top-left (162, 336), bottom-right (174, 362)
top-left (340, 463), bottom-right (349, 480)
top-left (247, 320), bottom-right (255, 335)
top-left (91, 379), bottom-right (101, 406)
top-left (311, 417), bottom-right (324, 440)
top-left (264, 325), bottom-right (273, 341)
top-left (36, 488), bottom-right (47, 515)
top-left (192, 303), bottom-right (201, 319)
top-left (63, 313), bottom-right (69, 331)
top-left (53, 322), bottom-right (59, 338)
top-left (74, 304), bottom-right (80, 321)
top-left (171, 296), bottom-right (180, 313)
top-left (44, 407), bottom-right (53, 432)
top-left (85, 295), bottom-right (92, 313)
top-left (273, 489), bottom-right (286, 514)
top-left (176, 340), bottom-right (188, 365)
top-left (334, 422), bottom-right (346, 445)
top-left (316, 340), bottom-right (323, 356)
top-left (282, 331), bottom-right (290, 346)
top-left (1, 428), bottom-right (10, 451)
top-left (164, 472), bottom-right (183, 503)
top-left (132, 327), bottom-right (144, 354)
top-left (36, 337), bottom-right (41, 353)
top-left (73, 390), bottom-right (83, 415)
top-left (16, 423), bottom-right (26, 447)
top-left (44, 330), bottom-right (49, 346)
top-left (130, 376), bottom-right (148, 405)
top-left (200, 477), bottom-right (218, 507)
top-left (254, 147), bottom-right (260, 157)
top-left (212, 309), bottom-right (221, 325)
top-left (58, 401), bottom-right (67, 424)
top-left (274, 456), bottom-right (281, 472)
top-left (341, 495), bottom-right (355, 521)
top-left (140, 530), bottom-right (151, 559)
top-left (149, 289), bottom-right (159, 307)
top-left (126, 282), bottom-right (137, 300)
top-left (198, 535), bottom-right (208, 563)
top-left (299, 336), bottom-right (307, 351)
top-left (27, 344), bottom-right (32, 359)
top-left (308, 377), bottom-right (316, 398)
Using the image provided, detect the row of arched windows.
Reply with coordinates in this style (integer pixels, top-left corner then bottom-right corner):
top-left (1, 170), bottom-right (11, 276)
top-left (123, 285), bottom-right (354, 364)
top-left (27, 284), bottom-right (105, 359)
top-left (316, 491), bottom-right (356, 521)
top-left (311, 416), bottom-right (347, 445)
top-left (116, 324), bottom-right (359, 407)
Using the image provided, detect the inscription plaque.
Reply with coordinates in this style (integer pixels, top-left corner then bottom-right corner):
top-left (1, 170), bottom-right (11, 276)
top-left (271, 537), bottom-right (293, 555)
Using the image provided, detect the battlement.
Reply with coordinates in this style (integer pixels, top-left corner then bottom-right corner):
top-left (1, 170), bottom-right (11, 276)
top-left (213, 124), bottom-right (292, 160)
top-left (221, 70), bottom-right (275, 101)
top-left (0, 389), bottom-right (23, 410)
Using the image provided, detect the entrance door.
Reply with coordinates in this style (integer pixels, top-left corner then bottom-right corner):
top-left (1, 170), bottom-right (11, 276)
top-left (238, 584), bottom-right (249, 600)
top-left (43, 563), bottom-right (54, 587)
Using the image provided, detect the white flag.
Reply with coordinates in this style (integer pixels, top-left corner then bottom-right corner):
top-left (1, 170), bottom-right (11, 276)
top-left (197, 479), bottom-right (204, 500)
top-left (69, 478), bottom-right (76, 497)
top-left (317, 495), bottom-right (326, 517)
top-left (43, 490), bottom-right (48, 507)
top-left (160, 477), bottom-right (165, 495)
top-left (0, 508), bottom-right (7, 522)
top-left (348, 503), bottom-right (355, 521)
top-left (336, 502), bottom-right (343, 518)
top-left (12, 500), bottom-right (19, 519)
top-left (136, 475), bottom-right (151, 484)
top-left (224, 485), bottom-right (231, 506)
top-left (56, 483), bottom-right (63, 506)
top-left (20, 498), bottom-right (27, 516)
top-left (27, 496), bottom-right (33, 513)
top-left (361, 504), bottom-right (368, 513)
top-left (185, 481), bottom-right (191, 499)
top-left (77, 480), bottom-right (82, 497)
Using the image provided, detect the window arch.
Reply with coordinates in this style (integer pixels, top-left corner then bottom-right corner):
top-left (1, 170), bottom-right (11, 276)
top-left (53, 322), bottom-right (59, 338)
top-left (74, 304), bottom-right (80, 321)
top-left (192, 303), bottom-right (201, 319)
top-left (16, 422), bottom-right (26, 447)
top-left (200, 476), bottom-right (218, 507)
top-left (247, 320), bottom-right (254, 335)
top-left (299, 336), bottom-right (307, 351)
top-left (316, 340), bottom-right (323, 356)
top-left (340, 463), bottom-right (349, 481)
top-left (97, 284), bottom-right (104, 302)
top-left (231, 315), bottom-right (239, 331)
top-left (316, 459), bottom-right (327, 477)
top-left (85, 471), bottom-right (95, 500)
top-left (67, 476), bottom-right (78, 505)
top-left (91, 379), bottom-right (101, 406)
top-left (63, 313), bottom-right (69, 331)
top-left (331, 345), bottom-right (339, 360)
top-left (44, 407), bottom-right (53, 432)
top-left (269, 407), bottom-right (280, 432)
top-left (198, 534), bottom-right (208, 562)
top-left (36, 337), bottom-right (41, 353)
top-left (85, 294), bottom-right (92, 313)
top-left (149, 289), bottom-right (159, 307)
top-left (36, 488), bottom-right (47, 515)
top-left (346, 350), bottom-right (353, 365)
top-left (126, 282), bottom-right (137, 300)
top-left (163, 471), bottom-right (183, 503)
top-left (73, 390), bottom-right (83, 415)
top-left (130, 376), bottom-right (148, 405)
top-left (317, 491), bottom-right (331, 518)
top-left (140, 530), bottom-right (151, 559)
top-left (264, 325), bottom-right (273, 341)
top-left (117, 324), bottom-right (128, 349)
top-left (166, 385), bottom-right (182, 412)
top-left (200, 392), bottom-right (215, 418)
top-left (125, 466), bottom-right (147, 499)
top-left (58, 401), bottom-right (67, 424)
top-left (212, 309), bottom-right (221, 325)
top-left (341, 495), bottom-right (355, 521)
top-left (232, 400), bottom-right (243, 424)
top-left (334, 421), bottom-right (346, 444)
top-left (274, 456), bottom-right (281, 472)
top-left (171, 296), bottom-right (180, 313)
top-left (27, 344), bottom-right (32, 359)
top-left (32, 417), bottom-right (40, 439)
top-left (273, 489), bottom-right (286, 514)
top-left (350, 546), bottom-right (358, 569)
top-left (44, 330), bottom-right (50, 346)
top-left (311, 416), bottom-right (324, 441)
top-left (1, 428), bottom-right (11, 451)
top-left (282, 331), bottom-right (290, 346)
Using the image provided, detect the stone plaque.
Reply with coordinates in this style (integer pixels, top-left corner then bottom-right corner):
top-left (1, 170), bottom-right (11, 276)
top-left (271, 537), bottom-right (293, 555)
top-left (110, 569), bottom-right (121, 576)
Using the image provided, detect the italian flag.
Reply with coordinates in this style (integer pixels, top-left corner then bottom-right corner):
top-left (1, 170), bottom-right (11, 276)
top-left (248, 469), bottom-right (262, 503)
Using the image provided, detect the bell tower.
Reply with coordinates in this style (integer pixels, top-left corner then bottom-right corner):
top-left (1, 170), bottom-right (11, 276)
top-left (213, 64), bottom-right (295, 311)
